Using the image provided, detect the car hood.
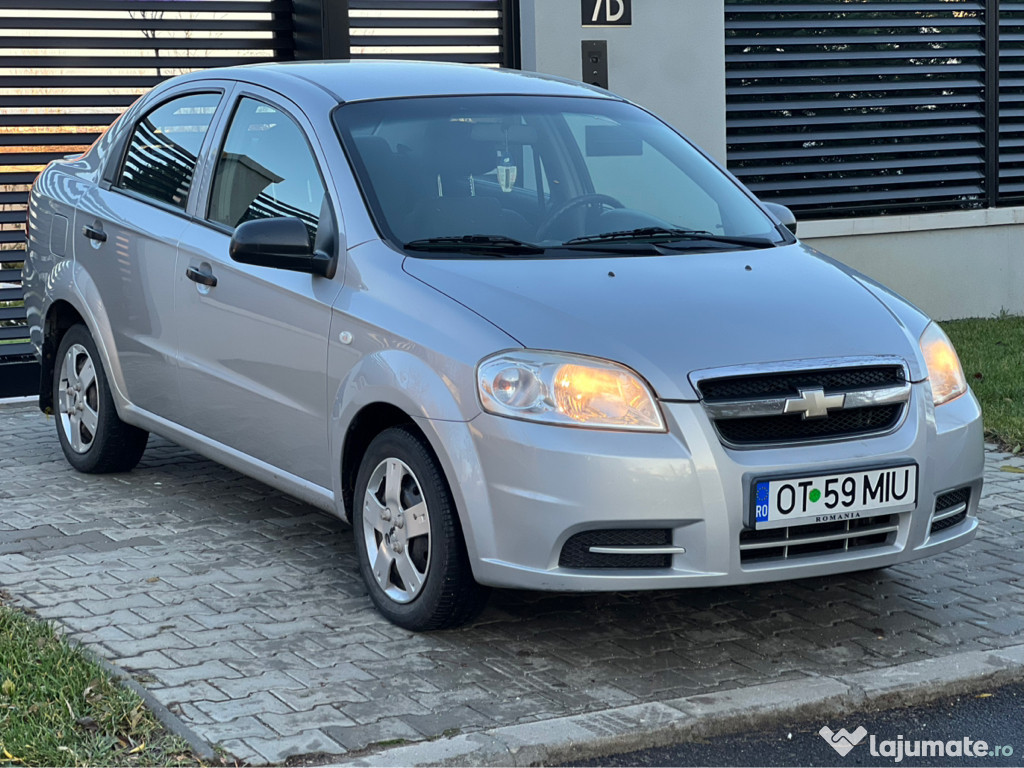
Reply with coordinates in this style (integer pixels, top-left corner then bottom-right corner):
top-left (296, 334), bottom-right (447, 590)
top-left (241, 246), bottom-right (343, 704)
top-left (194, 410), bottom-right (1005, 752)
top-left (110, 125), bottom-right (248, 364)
top-left (402, 243), bottom-right (922, 401)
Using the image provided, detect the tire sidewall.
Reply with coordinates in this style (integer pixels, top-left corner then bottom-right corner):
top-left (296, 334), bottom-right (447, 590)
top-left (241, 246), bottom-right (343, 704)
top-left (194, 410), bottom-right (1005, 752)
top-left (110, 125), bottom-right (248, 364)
top-left (353, 427), bottom-right (461, 630)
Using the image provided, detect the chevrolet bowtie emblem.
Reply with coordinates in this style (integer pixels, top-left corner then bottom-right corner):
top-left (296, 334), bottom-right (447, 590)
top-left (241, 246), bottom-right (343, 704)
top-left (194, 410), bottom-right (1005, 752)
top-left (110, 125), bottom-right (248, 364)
top-left (783, 388), bottom-right (846, 419)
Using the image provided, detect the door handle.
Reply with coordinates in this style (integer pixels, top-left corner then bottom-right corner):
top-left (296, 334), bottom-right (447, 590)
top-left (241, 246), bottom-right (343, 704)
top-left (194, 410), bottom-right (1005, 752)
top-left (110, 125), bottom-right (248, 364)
top-left (82, 224), bottom-right (107, 243)
top-left (185, 266), bottom-right (217, 287)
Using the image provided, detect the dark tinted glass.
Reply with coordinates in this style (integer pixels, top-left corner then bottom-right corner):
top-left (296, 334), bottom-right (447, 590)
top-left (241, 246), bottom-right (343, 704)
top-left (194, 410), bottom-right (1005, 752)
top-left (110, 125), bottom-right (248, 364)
top-left (118, 92), bottom-right (220, 209)
top-left (334, 95), bottom-right (778, 248)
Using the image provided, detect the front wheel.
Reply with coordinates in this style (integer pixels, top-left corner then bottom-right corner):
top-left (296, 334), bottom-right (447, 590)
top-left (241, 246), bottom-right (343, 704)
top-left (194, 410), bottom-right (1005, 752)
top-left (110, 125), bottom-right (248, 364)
top-left (53, 324), bottom-right (148, 473)
top-left (353, 426), bottom-right (487, 630)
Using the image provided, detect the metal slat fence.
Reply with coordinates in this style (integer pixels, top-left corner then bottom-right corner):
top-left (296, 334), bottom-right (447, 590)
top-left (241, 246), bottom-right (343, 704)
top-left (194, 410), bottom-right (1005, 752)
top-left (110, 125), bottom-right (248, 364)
top-left (0, 0), bottom-right (292, 396)
top-left (0, 0), bottom-right (519, 396)
top-left (725, 0), bottom-right (992, 219)
top-left (346, 0), bottom-right (517, 67)
top-left (999, 2), bottom-right (1024, 201)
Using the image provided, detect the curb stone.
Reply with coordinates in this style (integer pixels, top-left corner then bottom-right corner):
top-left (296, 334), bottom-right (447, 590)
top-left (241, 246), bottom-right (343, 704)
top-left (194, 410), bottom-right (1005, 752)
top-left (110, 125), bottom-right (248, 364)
top-left (341, 644), bottom-right (1024, 767)
top-left (83, 648), bottom-right (219, 762)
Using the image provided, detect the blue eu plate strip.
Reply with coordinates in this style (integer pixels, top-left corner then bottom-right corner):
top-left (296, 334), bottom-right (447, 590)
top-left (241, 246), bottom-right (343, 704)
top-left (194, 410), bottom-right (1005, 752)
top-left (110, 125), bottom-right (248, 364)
top-left (755, 481), bottom-right (770, 523)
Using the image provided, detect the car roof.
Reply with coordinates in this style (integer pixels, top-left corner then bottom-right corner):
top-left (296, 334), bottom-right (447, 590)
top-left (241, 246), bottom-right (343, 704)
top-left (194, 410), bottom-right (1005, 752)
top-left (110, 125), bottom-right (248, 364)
top-left (177, 60), bottom-right (621, 104)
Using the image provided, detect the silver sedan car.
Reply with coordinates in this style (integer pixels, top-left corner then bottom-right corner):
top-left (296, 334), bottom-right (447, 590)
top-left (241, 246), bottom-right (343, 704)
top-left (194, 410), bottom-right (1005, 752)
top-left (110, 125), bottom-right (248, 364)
top-left (24, 61), bottom-right (983, 630)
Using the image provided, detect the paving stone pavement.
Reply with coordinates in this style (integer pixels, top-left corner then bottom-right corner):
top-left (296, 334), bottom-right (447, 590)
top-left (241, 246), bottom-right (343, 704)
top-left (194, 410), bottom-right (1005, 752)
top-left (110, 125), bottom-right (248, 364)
top-left (1, 400), bottom-right (1022, 765)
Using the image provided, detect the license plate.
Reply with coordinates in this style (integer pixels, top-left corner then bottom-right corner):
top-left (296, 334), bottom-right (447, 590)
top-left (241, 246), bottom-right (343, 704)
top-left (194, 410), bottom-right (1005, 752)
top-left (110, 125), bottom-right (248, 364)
top-left (753, 464), bottom-right (917, 529)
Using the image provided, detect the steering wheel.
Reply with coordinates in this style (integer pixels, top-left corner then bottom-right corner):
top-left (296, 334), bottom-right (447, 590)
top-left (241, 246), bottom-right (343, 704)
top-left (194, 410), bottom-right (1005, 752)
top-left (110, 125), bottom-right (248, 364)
top-left (536, 193), bottom-right (625, 241)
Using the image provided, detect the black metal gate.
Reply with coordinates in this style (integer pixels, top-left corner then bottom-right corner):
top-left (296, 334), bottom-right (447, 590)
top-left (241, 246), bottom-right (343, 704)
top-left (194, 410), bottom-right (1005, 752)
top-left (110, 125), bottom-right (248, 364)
top-left (293, 0), bottom-right (519, 66)
top-left (725, 0), bottom-right (1024, 220)
top-left (0, 0), bottom-right (520, 398)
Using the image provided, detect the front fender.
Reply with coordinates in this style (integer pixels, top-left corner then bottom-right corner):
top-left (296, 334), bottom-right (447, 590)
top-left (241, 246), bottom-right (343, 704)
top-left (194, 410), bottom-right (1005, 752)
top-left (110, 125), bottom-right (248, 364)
top-left (329, 349), bottom-right (493, 570)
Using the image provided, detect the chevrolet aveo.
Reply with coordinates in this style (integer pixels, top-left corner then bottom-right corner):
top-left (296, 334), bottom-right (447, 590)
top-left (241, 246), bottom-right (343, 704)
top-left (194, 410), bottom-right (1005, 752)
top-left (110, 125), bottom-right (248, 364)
top-left (24, 61), bottom-right (983, 630)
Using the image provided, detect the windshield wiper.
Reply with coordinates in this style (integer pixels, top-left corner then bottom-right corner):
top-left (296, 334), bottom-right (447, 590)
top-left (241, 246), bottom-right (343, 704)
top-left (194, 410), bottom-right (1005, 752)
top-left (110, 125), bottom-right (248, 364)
top-left (562, 227), bottom-right (777, 249)
top-left (404, 235), bottom-right (544, 255)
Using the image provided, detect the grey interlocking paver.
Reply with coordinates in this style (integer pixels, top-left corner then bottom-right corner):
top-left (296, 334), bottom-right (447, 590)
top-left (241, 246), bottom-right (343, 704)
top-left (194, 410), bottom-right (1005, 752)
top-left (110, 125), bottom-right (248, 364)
top-left (323, 716), bottom-right (426, 751)
top-left (194, 691), bottom-right (297, 722)
top-left (240, 730), bottom-right (346, 764)
top-left (1, 400), bottom-right (1022, 765)
top-left (270, 682), bottom-right (368, 711)
top-left (259, 704), bottom-right (358, 734)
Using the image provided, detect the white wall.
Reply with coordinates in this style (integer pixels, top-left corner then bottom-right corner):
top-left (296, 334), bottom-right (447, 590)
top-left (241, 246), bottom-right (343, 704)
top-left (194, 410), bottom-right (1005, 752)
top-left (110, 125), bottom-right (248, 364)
top-left (801, 209), bottom-right (1024, 321)
top-left (519, 0), bottom-right (727, 163)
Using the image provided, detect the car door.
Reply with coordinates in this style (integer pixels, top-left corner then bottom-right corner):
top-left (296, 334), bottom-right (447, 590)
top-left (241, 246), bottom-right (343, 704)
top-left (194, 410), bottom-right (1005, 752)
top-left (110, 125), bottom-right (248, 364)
top-left (73, 88), bottom-right (227, 422)
top-left (173, 90), bottom-right (343, 489)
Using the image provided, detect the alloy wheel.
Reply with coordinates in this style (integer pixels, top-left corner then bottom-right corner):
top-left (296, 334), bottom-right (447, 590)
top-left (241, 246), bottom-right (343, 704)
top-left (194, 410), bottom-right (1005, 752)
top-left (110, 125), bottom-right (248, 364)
top-left (361, 457), bottom-right (432, 603)
top-left (57, 343), bottom-right (99, 454)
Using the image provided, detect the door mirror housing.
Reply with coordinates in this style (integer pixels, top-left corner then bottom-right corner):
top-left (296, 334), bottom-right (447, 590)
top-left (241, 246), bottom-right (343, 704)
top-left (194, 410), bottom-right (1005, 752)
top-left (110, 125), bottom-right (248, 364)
top-left (762, 202), bottom-right (797, 236)
top-left (229, 217), bottom-right (337, 278)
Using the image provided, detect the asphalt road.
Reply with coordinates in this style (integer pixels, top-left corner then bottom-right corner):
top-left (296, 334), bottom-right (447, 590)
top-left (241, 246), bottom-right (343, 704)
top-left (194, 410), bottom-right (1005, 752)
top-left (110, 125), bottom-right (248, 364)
top-left (572, 682), bottom-right (1024, 767)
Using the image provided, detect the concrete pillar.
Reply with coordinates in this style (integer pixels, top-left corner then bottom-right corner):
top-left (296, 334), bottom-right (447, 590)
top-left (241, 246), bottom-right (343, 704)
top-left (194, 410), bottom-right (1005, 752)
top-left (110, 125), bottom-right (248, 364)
top-left (519, 0), bottom-right (726, 163)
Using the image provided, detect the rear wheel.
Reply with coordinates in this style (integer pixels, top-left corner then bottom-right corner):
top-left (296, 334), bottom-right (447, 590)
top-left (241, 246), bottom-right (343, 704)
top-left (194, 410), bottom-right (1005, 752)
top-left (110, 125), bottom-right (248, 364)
top-left (353, 426), bottom-right (487, 630)
top-left (53, 324), bottom-right (148, 473)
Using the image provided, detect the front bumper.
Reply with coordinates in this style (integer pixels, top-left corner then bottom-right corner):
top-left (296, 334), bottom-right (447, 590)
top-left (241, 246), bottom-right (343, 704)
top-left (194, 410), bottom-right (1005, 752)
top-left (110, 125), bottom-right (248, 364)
top-left (457, 383), bottom-right (983, 591)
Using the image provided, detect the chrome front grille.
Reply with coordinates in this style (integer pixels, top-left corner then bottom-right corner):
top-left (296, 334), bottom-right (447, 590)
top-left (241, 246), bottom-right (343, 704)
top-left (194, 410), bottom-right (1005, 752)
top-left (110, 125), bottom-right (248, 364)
top-left (739, 514), bottom-right (899, 564)
top-left (694, 359), bottom-right (911, 448)
top-left (699, 366), bottom-right (905, 401)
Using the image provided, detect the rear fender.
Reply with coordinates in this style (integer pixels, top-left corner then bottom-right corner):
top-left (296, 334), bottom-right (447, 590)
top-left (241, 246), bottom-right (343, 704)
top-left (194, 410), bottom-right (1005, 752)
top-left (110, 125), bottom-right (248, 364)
top-left (41, 264), bottom-right (132, 418)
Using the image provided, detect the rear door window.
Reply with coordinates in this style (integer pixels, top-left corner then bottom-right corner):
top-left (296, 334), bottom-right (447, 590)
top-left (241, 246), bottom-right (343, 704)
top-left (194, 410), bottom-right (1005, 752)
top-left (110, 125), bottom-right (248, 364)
top-left (117, 92), bottom-right (221, 210)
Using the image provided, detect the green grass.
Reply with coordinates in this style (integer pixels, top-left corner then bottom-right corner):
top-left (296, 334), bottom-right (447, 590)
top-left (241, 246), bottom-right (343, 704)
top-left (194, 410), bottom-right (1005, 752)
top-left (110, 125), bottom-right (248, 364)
top-left (942, 313), bottom-right (1024, 450)
top-left (0, 603), bottom-right (199, 767)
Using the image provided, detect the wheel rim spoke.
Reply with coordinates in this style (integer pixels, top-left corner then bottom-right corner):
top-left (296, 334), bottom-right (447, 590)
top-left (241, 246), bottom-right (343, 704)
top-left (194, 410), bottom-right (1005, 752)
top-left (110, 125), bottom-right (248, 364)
top-left (362, 495), bottom-right (387, 534)
top-left (63, 348), bottom-right (80, 389)
top-left (69, 412), bottom-right (83, 452)
top-left (371, 539), bottom-right (395, 591)
top-left (395, 551), bottom-right (425, 595)
top-left (77, 355), bottom-right (97, 391)
top-left (384, 459), bottom-right (403, 509)
top-left (80, 403), bottom-right (99, 437)
top-left (404, 501), bottom-right (430, 539)
top-left (57, 384), bottom-right (71, 415)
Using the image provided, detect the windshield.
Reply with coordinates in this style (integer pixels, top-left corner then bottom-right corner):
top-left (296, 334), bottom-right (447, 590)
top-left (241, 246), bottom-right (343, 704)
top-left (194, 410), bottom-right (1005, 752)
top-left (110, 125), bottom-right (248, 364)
top-left (333, 95), bottom-right (783, 254)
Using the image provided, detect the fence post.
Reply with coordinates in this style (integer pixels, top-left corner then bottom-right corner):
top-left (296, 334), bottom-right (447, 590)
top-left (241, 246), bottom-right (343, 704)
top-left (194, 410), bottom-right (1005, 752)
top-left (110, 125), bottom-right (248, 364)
top-left (501, 0), bottom-right (521, 68)
top-left (292, 0), bottom-right (350, 59)
top-left (986, 0), bottom-right (1000, 208)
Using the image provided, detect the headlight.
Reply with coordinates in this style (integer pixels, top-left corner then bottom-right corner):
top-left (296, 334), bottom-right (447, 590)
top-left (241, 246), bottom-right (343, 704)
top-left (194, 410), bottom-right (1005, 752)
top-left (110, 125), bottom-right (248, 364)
top-left (919, 322), bottom-right (967, 406)
top-left (478, 351), bottom-right (665, 431)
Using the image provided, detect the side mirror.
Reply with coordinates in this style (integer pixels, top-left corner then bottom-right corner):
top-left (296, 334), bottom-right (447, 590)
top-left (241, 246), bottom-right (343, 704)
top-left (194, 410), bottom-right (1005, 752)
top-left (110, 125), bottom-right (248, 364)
top-left (762, 202), bottom-right (797, 236)
top-left (229, 216), bottom-right (337, 278)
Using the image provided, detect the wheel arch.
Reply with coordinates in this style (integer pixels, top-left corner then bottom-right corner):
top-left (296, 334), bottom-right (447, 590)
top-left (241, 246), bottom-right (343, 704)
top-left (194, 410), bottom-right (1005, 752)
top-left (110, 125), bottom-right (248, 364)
top-left (340, 402), bottom-right (418, 524)
top-left (331, 350), bottom-right (490, 570)
top-left (39, 300), bottom-right (87, 413)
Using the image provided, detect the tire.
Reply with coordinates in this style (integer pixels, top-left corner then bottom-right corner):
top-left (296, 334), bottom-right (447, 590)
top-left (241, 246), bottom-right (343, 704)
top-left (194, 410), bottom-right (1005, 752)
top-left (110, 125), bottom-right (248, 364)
top-left (53, 324), bottom-right (148, 474)
top-left (353, 426), bottom-right (488, 630)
